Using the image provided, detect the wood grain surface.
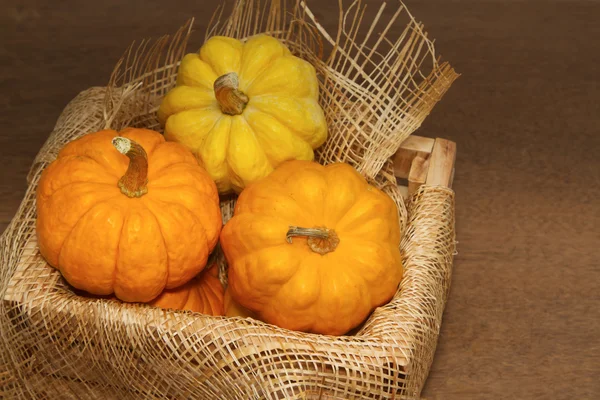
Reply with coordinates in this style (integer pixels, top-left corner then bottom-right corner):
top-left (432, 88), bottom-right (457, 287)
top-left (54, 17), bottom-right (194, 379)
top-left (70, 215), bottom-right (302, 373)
top-left (1, 1), bottom-right (599, 398)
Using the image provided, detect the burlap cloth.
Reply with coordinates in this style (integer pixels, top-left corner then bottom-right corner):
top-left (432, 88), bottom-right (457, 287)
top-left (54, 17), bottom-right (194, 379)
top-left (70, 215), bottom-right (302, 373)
top-left (0, 1), bottom-right (459, 398)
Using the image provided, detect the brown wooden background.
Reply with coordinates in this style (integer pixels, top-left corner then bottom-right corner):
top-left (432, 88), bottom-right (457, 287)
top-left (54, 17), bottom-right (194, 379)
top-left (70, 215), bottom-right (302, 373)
top-left (1, 0), bottom-right (599, 398)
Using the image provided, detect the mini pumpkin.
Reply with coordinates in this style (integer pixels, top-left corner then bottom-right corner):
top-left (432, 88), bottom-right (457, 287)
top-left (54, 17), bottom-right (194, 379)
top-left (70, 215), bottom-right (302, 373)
top-left (158, 34), bottom-right (328, 194)
top-left (220, 160), bottom-right (403, 335)
top-left (223, 287), bottom-right (257, 319)
top-left (150, 262), bottom-right (224, 316)
top-left (36, 128), bottom-right (222, 303)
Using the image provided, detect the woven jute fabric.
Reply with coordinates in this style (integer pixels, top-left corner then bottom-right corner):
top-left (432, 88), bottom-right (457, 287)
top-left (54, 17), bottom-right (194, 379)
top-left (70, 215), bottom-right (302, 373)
top-left (0, 1), bottom-right (458, 399)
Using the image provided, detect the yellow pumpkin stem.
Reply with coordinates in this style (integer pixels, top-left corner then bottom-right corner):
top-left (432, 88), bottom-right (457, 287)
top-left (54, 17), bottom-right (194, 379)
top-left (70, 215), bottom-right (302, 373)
top-left (112, 137), bottom-right (148, 198)
top-left (286, 226), bottom-right (340, 255)
top-left (214, 72), bottom-right (249, 115)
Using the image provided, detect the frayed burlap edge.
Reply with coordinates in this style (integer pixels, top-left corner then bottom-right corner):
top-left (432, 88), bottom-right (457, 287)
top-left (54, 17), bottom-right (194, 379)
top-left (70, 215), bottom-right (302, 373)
top-left (1, 1), bottom-right (458, 399)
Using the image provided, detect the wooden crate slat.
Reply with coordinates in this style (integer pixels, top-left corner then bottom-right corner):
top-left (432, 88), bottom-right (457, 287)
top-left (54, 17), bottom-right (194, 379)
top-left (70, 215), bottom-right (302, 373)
top-left (394, 135), bottom-right (456, 199)
top-left (426, 138), bottom-right (457, 188)
top-left (393, 136), bottom-right (435, 179)
top-left (408, 155), bottom-right (430, 195)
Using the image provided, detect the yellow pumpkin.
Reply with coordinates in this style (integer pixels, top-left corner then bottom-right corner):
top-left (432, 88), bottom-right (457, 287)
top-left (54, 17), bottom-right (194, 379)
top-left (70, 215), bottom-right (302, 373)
top-left (158, 34), bottom-right (328, 194)
top-left (150, 263), bottom-right (225, 316)
top-left (36, 128), bottom-right (222, 303)
top-left (220, 160), bottom-right (403, 335)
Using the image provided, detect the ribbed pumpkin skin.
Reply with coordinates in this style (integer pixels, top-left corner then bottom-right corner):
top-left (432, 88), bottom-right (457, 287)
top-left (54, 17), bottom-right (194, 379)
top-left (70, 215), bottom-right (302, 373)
top-left (36, 128), bottom-right (222, 303)
top-left (150, 263), bottom-right (224, 316)
top-left (220, 160), bottom-right (403, 336)
top-left (158, 34), bottom-right (328, 194)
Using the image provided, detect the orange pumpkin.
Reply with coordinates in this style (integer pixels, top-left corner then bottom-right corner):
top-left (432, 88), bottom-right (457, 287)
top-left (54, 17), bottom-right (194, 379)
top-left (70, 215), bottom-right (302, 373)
top-left (220, 160), bottom-right (403, 335)
top-left (36, 128), bottom-right (222, 303)
top-left (150, 262), bottom-right (225, 315)
top-left (223, 287), bottom-right (257, 319)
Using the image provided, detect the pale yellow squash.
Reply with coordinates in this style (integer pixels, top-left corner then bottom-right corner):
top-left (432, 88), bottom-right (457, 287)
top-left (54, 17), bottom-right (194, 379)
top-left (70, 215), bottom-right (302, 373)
top-left (158, 34), bottom-right (328, 194)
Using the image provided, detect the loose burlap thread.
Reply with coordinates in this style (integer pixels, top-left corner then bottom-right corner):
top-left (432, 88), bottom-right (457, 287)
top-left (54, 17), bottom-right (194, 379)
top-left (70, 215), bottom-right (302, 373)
top-left (0, 1), bottom-right (458, 399)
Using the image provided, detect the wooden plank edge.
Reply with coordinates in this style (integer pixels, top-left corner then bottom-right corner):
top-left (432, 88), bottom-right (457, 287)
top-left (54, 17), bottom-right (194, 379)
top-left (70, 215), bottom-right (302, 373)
top-left (425, 138), bottom-right (456, 188)
top-left (407, 155), bottom-right (430, 196)
top-left (393, 136), bottom-right (435, 179)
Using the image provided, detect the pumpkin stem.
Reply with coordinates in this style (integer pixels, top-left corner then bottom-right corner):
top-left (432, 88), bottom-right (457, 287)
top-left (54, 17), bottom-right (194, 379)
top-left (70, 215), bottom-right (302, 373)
top-left (214, 72), bottom-right (249, 115)
top-left (112, 137), bottom-right (148, 198)
top-left (286, 226), bottom-right (340, 255)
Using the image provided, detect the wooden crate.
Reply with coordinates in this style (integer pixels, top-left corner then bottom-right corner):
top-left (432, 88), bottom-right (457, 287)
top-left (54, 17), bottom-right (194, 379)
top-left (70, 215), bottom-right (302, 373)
top-left (394, 135), bottom-right (457, 196)
top-left (2, 134), bottom-right (457, 399)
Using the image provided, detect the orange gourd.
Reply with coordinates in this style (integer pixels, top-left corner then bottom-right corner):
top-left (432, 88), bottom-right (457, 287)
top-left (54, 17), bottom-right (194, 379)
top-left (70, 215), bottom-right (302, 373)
top-left (36, 128), bottom-right (222, 303)
top-left (223, 287), bottom-right (257, 319)
top-left (150, 263), bottom-right (225, 315)
top-left (220, 160), bottom-right (403, 335)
